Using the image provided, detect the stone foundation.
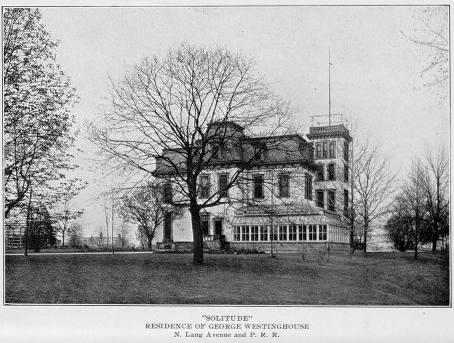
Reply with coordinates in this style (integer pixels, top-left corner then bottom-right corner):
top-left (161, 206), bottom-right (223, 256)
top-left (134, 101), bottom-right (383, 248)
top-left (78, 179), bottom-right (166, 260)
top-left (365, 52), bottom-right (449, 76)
top-left (229, 241), bottom-right (349, 253)
top-left (158, 241), bottom-right (349, 253)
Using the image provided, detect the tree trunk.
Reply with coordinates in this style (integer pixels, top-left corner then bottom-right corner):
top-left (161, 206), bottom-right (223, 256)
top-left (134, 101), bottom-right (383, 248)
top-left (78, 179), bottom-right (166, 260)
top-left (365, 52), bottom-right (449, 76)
top-left (363, 224), bottom-right (368, 253)
top-left (414, 241), bottom-right (418, 260)
top-left (147, 239), bottom-right (152, 251)
top-left (190, 206), bottom-right (203, 265)
top-left (62, 231), bottom-right (65, 247)
top-left (24, 187), bottom-right (34, 257)
top-left (432, 237), bottom-right (437, 252)
top-left (414, 224), bottom-right (418, 260)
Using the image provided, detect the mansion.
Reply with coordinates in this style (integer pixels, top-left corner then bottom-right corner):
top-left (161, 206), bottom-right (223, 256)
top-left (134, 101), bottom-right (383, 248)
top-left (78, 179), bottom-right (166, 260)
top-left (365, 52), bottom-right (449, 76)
top-left (153, 121), bottom-right (353, 253)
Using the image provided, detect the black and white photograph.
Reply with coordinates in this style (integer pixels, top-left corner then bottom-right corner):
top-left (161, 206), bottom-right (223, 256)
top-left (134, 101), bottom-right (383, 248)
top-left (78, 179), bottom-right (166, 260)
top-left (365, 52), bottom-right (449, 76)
top-left (1, 1), bottom-right (452, 342)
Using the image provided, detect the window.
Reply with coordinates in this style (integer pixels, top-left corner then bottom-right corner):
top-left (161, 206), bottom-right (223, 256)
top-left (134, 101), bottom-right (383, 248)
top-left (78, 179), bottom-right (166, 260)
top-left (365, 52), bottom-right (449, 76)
top-left (251, 226), bottom-right (259, 241)
top-left (253, 174), bottom-right (264, 199)
top-left (328, 164), bottom-right (336, 181)
top-left (279, 225), bottom-right (287, 241)
top-left (163, 181), bottom-right (172, 203)
top-left (218, 174), bottom-right (229, 197)
top-left (298, 225), bottom-right (305, 241)
top-left (305, 173), bottom-right (313, 200)
top-left (200, 214), bottom-right (209, 235)
top-left (315, 144), bottom-right (321, 159)
top-left (328, 190), bottom-right (336, 212)
top-left (214, 219), bottom-right (223, 236)
top-left (288, 225), bottom-right (297, 241)
top-left (234, 227), bottom-right (241, 241)
top-left (302, 225), bottom-right (307, 241)
top-left (260, 226), bottom-right (268, 241)
top-left (163, 212), bottom-right (172, 241)
top-left (278, 174), bottom-right (290, 198)
top-left (212, 144), bottom-right (219, 159)
top-left (344, 141), bottom-right (349, 162)
top-left (329, 141), bottom-right (336, 158)
top-left (319, 225), bottom-right (327, 241)
top-left (344, 189), bottom-right (349, 216)
top-left (270, 226), bottom-right (278, 241)
top-left (344, 164), bottom-right (349, 183)
top-left (241, 226), bottom-right (250, 241)
top-left (316, 190), bottom-right (324, 208)
top-left (254, 145), bottom-right (266, 161)
top-left (316, 164), bottom-right (324, 181)
top-left (199, 175), bottom-right (210, 198)
top-left (322, 142), bottom-right (328, 158)
top-left (308, 225), bottom-right (317, 241)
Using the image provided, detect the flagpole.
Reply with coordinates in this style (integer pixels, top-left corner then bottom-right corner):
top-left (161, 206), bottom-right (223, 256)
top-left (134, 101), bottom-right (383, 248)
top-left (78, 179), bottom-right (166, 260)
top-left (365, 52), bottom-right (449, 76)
top-left (329, 46), bottom-right (331, 126)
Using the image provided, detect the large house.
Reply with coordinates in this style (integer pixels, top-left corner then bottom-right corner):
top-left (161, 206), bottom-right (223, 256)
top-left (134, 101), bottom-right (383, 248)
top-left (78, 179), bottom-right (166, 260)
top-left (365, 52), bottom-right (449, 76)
top-left (153, 121), bottom-right (352, 253)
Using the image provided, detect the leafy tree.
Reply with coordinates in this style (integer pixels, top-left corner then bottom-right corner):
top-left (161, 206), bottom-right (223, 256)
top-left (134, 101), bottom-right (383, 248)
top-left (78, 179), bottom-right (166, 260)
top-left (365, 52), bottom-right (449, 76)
top-left (26, 206), bottom-right (55, 252)
top-left (385, 209), bottom-right (415, 252)
top-left (89, 44), bottom-right (290, 264)
top-left (68, 222), bottom-right (84, 248)
top-left (3, 8), bottom-right (78, 218)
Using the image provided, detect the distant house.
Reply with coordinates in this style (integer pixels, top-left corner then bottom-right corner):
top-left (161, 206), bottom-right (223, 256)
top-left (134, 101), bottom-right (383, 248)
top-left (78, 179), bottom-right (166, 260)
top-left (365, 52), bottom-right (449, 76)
top-left (79, 232), bottom-right (130, 249)
top-left (153, 121), bottom-right (353, 253)
top-left (4, 222), bottom-right (24, 249)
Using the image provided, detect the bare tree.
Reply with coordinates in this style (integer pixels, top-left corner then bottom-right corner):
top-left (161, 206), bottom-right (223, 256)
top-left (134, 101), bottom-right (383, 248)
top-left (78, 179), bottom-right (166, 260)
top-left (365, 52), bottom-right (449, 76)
top-left (400, 160), bottom-right (428, 260)
top-left (52, 179), bottom-right (86, 247)
top-left (117, 220), bottom-right (130, 249)
top-left (420, 148), bottom-right (449, 251)
top-left (353, 139), bottom-right (397, 252)
top-left (118, 181), bottom-right (180, 251)
top-left (401, 7), bottom-right (449, 100)
top-left (89, 44), bottom-right (291, 264)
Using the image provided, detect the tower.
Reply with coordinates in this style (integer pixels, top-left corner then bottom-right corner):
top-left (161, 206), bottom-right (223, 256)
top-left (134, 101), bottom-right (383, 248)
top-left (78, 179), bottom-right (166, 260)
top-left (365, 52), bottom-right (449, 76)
top-left (306, 124), bottom-right (352, 217)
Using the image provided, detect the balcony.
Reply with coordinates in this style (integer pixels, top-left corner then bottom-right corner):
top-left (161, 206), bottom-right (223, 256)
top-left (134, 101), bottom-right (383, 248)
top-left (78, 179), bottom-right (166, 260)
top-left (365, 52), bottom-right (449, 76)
top-left (204, 235), bottom-right (227, 250)
top-left (307, 124), bottom-right (352, 142)
top-left (203, 234), bottom-right (225, 241)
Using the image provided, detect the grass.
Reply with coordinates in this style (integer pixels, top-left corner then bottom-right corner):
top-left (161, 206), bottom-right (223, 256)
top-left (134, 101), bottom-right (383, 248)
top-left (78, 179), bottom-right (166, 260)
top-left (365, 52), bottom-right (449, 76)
top-left (4, 251), bottom-right (450, 305)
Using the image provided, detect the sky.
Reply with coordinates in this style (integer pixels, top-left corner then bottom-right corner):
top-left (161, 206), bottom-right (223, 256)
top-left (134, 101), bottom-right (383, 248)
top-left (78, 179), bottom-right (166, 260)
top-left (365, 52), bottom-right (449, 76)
top-left (37, 6), bottom-right (450, 238)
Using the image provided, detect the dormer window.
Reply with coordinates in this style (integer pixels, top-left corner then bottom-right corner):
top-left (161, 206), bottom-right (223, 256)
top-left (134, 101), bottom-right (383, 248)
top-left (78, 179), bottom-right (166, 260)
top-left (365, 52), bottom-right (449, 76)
top-left (212, 144), bottom-right (219, 159)
top-left (254, 144), bottom-right (267, 161)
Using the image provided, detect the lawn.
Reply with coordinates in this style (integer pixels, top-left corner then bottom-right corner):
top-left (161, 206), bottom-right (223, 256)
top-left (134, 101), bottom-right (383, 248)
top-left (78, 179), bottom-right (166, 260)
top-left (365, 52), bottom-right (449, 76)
top-left (4, 251), bottom-right (450, 305)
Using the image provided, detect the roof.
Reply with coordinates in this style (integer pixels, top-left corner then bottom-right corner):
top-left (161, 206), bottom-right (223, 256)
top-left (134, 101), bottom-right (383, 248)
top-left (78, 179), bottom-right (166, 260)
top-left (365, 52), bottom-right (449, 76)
top-left (234, 203), bottom-right (321, 217)
top-left (306, 124), bottom-right (353, 142)
top-left (154, 122), bottom-right (317, 175)
top-left (211, 121), bottom-right (245, 131)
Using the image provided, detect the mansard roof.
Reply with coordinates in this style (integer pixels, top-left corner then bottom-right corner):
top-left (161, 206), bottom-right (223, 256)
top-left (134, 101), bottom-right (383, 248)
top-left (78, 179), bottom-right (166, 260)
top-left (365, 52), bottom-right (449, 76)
top-left (154, 123), bottom-right (317, 175)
